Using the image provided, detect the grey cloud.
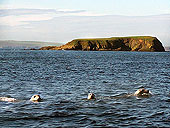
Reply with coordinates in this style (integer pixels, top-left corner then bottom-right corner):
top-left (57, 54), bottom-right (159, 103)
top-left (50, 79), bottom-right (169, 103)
top-left (0, 14), bottom-right (170, 46)
top-left (0, 8), bottom-right (86, 17)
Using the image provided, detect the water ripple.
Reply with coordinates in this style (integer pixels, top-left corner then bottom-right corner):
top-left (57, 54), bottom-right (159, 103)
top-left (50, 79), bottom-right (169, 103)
top-left (0, 50), bottom-right (170, 127)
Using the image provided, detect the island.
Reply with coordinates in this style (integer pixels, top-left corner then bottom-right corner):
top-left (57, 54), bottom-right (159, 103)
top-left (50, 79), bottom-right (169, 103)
top-left (39, 36), bottom-right (165, 52)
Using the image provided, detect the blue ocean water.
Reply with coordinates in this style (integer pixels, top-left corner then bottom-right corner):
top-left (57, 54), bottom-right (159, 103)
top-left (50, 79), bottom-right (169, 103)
top-left (0, 49), bottom-right (170, 127)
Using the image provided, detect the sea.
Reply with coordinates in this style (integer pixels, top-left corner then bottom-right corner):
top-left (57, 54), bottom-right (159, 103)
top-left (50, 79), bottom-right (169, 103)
top-left (0, 49), bottom-right (170, 128)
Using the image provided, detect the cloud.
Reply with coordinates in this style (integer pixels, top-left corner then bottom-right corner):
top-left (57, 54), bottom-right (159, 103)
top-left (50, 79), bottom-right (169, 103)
top-left (0, 8), bottom-right (169, 46)
top-left (0, 14), bottom-right (57, 26)
top-left (0, 8), bottom-right (104, 26)
top-left (0, 8), bottom-right (86, 17)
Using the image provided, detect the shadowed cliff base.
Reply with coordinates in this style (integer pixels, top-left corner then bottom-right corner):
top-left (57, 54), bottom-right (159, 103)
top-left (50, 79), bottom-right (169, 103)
top-left (39, 36), bottom-right (165, 52)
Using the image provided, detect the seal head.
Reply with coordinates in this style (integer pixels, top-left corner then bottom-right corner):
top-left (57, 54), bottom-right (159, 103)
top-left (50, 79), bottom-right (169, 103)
top-left (134, 88), bottom-right (152, 97)
top-left (30, 95), bottom-right (41, 102)
top-left (87, 93), bottom-right (95, 100)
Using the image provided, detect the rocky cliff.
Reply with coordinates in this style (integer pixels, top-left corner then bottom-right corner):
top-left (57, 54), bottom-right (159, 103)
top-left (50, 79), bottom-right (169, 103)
top-left (39, 36), bottom-right (165, 52)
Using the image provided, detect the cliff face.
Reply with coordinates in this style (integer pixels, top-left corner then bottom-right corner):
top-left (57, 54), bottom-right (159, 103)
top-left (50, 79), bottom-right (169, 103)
top-left (39, 36), bottom-right (165, 52)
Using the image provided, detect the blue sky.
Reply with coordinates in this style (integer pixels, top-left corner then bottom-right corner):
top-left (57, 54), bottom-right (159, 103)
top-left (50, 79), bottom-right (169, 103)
top-left (0, 0), bottom-right (170, 46)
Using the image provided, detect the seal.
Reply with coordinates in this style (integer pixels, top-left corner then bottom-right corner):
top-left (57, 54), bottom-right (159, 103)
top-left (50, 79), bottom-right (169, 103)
top-left (0, 95), bottom-right (42, 102)
top-left (87, 93), bottom-right (95, 100)
top-left (134, 88), bottom-right (152, 97)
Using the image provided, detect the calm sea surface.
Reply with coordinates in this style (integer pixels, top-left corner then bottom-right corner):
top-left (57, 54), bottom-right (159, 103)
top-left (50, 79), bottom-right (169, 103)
top-left (0, 49), bottom-right (170, 128)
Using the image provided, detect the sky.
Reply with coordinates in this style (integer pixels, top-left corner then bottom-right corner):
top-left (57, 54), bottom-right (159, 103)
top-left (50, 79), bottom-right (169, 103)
top-left (0, 0), bottom-right (170, 46)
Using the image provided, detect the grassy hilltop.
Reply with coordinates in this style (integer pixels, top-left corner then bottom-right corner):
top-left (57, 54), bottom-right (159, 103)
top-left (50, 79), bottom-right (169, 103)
top-left (40, 36), bottom-right (165, 52)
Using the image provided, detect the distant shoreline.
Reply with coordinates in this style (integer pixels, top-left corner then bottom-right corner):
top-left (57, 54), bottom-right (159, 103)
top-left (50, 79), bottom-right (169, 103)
top-left (0, 39), bottom-right (169, 52)
top-left (38, 36), bottom-right (165, 52)
top-left (0, 40), bottom-right (62, 49)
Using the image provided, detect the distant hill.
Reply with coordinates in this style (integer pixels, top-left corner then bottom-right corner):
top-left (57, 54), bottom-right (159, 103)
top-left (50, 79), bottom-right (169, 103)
top-left (165, 47), bottom-right (170, 51)
top-left (40, 36), bottom-right (165, 52)
top-left (0, 40), bottom-right (62, 49)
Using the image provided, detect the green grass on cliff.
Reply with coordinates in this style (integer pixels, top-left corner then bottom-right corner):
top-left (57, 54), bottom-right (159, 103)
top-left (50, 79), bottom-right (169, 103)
top-left (73, 36), bottom-right (156, 42)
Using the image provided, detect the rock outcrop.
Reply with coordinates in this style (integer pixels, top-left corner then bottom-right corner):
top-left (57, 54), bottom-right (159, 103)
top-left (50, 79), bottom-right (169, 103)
top-left (39, 36), bottom-right (165, 52)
